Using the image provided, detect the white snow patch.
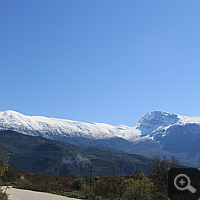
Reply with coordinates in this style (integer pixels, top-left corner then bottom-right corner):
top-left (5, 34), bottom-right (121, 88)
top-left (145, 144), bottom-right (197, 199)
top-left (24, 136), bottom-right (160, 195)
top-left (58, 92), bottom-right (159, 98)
top-left (0, 110), bottom-right (199, 142)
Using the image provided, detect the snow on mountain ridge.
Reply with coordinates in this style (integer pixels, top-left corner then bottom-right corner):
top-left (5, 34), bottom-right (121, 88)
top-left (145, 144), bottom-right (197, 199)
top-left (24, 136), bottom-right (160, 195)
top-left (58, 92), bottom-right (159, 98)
top-left (0, 110), bottom-right (133, 139)
top-left (133, 111), bottom-right (180, 136)
top-left (0, 110), bottom-right (199, 141)
top-left (130, 111), bottom-right (200, 140)
top-left (178, 115), bottom-right (200, 125)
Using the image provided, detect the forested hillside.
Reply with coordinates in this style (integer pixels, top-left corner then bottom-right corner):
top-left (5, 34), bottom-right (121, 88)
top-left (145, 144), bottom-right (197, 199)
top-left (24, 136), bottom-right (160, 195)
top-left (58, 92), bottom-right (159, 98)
top-left (0, 130), bottom-right (150, 177)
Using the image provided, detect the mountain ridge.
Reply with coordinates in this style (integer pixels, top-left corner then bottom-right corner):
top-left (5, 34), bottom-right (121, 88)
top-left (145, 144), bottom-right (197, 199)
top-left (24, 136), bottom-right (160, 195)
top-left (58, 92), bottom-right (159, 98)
top-left (1, 110), bottom-right (199, 141)
top-left (1, 110), bottom-right (200, 166)
top-left (0, 130), bottom-right (150, 177)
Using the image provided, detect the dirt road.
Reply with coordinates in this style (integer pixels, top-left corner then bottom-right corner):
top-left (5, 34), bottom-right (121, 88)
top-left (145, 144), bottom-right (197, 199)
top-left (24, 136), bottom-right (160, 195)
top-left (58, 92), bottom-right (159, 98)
top-left (1, 187), bottom-right (79, 200)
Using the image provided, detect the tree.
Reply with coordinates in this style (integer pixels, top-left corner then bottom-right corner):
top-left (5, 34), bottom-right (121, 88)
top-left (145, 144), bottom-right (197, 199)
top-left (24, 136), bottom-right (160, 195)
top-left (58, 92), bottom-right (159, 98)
top-left (68, 174), bottom-right (77, 181)
top-left (0, 152), bottom-right (9, 200)
top-left (122, 173), bottom-right (155, 200)
top-left (71, 179), bottom-right (83, 191)
top-left (93, 176), bottom-right (122, 198)
top-left (0, 152), bottom-right (9, 178)
top-left (148, 155), bottom-right (180, 191)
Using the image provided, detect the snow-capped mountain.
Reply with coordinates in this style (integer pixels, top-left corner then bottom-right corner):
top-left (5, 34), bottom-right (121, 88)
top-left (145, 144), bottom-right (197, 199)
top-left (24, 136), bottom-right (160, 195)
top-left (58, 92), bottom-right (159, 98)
top-left (128, 111), bottom-right (200, 140)
top-left (0, 110), bottom-right (136, 140)
top-left (1, 110), bottom-right (199, 141)
top-left (1, 110), bottom-right (200, 165)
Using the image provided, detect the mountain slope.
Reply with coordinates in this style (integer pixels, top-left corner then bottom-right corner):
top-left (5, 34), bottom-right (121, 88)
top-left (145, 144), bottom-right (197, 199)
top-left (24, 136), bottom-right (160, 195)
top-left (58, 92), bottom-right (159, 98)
top-left (0, 110), bottom-right (137, 140)
top-left (0, 110), bottom-right (200, 166)
top-left (0, 130), bottom-right (150, 177)
top-left (1, 110), bottom-right (199, 141)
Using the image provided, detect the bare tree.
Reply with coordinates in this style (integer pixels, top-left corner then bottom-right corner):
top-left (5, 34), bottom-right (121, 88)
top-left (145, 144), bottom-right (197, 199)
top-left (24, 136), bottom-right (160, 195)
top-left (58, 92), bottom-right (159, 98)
top-left (148, 155), bottom-right (180, 189)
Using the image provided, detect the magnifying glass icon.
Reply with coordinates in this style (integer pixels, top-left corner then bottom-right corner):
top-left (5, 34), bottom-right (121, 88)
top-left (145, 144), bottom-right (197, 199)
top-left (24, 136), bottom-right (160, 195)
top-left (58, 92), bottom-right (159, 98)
top-left (174, 174), bottom-right (196, 193)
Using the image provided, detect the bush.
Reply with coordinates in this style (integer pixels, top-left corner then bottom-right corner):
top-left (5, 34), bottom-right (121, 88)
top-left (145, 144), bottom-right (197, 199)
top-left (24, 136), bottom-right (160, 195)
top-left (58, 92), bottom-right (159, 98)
top-left (71, 179), bottom-right (83, 191)
top-left (93, 176), bottom-right (123, 198)
top-left (122, 173), bottom-right (155, 199)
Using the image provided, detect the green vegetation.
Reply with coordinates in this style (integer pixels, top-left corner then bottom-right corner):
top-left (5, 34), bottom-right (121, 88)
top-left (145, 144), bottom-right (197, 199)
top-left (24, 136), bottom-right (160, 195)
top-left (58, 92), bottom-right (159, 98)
top-left (0, 130), bottom-right (150, 177)
top-left (0, 152), bottom-right (8, 177)
top-left (3, 166), bottom-right (71, 194)
top-left (0, 150), bottom-right (176, 199)
top-left (0, 152), bottom-right (9, 200)
top-left (93, 173), bottom-right (156, 199)
top-left (0, 130), bottom-right (182, 199)
top-left (1, 165), bottom-right (169, 199)
top-left (1, 153), bottom-right (181, 199)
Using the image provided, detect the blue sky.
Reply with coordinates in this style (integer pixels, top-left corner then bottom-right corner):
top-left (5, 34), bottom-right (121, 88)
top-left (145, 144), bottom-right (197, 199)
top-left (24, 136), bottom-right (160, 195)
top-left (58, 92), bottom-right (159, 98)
top-left (0, 0), bottom-right (200, 126)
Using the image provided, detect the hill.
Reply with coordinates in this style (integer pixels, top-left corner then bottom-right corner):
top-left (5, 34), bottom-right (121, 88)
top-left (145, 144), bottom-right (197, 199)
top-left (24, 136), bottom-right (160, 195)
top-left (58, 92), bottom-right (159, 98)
top-left (0, 130), bottom-right (150, 177)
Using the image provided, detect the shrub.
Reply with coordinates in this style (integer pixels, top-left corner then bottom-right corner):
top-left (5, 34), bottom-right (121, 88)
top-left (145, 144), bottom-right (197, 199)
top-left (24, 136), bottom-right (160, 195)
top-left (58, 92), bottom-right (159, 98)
top-left (71, 179), bottom-right (83, 191)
